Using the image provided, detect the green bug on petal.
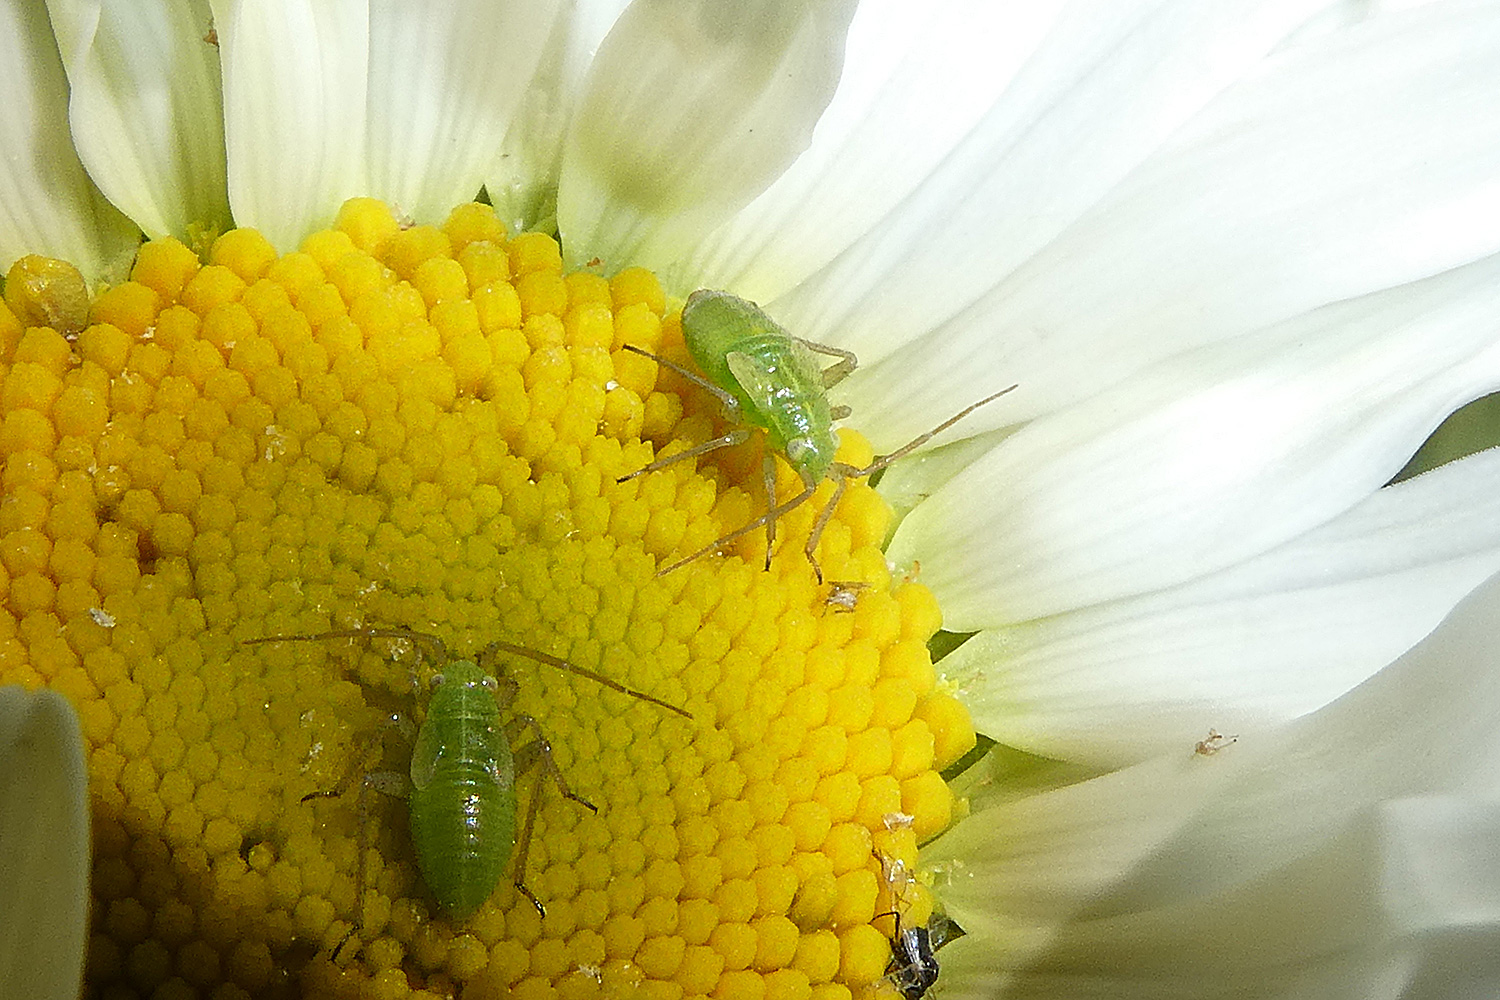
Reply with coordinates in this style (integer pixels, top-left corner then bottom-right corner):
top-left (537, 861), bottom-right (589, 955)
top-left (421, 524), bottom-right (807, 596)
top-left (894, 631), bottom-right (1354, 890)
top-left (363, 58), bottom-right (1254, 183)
top-left (622, 289), bottom-right (1014, 581)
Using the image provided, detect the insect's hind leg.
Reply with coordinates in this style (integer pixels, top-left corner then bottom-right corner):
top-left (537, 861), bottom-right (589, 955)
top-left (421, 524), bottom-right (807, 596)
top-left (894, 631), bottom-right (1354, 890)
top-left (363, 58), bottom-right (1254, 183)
top-left (799, 384), bottom-right (1021, 583)
top-left (505, 714), bottom-right (600, 916)
top-left (303, 760), bottom-right (410, 960)
top-left (847, 384), bottom-right (1019, 480)
top-left (794, 338), bottom-right (858, 388)
top-left (251, 627), bottom-right (431, 958)
top-left (616, 345), bottom-right (756, 483)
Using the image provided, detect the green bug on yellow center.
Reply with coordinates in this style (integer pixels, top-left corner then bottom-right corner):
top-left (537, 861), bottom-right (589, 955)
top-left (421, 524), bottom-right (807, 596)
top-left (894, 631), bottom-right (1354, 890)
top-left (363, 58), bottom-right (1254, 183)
top-left (681, 289), bottom-right (849, 487)
top-left (250, 627), bottom-right (690, 936)
top-left (407, 657), bottom-right (526, 919)
top-left (623, 289), bottom-right (1015, 581)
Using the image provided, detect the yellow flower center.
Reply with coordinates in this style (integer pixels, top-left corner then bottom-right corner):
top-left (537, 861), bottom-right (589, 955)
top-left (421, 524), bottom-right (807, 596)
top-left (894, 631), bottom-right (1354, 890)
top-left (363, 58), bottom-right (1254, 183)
top-left (0, 198), bottom-right (977, 999)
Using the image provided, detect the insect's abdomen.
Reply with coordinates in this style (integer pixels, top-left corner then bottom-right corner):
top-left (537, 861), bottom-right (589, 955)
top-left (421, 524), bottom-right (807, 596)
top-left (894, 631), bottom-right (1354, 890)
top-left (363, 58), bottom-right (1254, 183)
top-left (715, 335), bottom-right (825, 431)
top-left (408, 682), bottom-right (517, 919)
top-left (408, 757), bottom-right (517, 918)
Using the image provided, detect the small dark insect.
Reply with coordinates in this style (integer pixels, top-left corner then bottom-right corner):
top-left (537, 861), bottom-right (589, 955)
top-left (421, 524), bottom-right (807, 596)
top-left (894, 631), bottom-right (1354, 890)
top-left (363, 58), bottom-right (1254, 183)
top-left (887, 915), bottom-right (941, 999)
top-left (878, 907), bottom-right (963, 998)
top-left (620, 290), bottom-right (1015, 582)
top-left (873, 850), bottom-right (961, 998)
top-left (247, 626), bottom-right (689, 953)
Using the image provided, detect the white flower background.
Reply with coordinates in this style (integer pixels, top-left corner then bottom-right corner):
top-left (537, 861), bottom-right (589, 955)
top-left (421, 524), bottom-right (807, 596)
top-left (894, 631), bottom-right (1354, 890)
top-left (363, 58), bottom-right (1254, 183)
top-left (5, 0), bottom-right (1500, 997)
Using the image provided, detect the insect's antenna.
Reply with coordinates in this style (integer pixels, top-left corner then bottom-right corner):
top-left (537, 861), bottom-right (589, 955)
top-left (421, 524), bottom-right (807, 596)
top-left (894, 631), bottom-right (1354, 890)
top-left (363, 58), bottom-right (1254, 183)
top-left (853, 384), bottom-right (1017, 478)
top-left (243, 626), bottom-right (448, 669)
top-left (485, 641), bottom-right (692, 719)
top-left (656, 479), bottom-right (818, 577)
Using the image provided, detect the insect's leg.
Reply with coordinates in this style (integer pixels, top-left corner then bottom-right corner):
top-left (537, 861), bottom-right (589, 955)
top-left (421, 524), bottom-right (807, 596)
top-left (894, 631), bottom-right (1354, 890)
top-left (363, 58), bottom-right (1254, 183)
top-left (332, 770), bottom-right (407, 961)
top-left (616, 426), bottom-right (751, 484)
top-left (302, 746), bottom-right (407, 959)
top-left (301, 743), bottom-right (374, 805)
top-left (794, 338), bottom-right (858, 388)
top-left (504, 715), bottom-right (600, 916)
top-left (801, 464), bottom-right (855, 586)
top-left (761, 450), bottom-right (778, 572)
top-left (656, 479), bottom-right (818, 577)
top-left (619, 344), bottom-right (742, 420)
top-left (481, 642), bottom-right (691, 719)
top-left (300, 709), bottom-right (410, 954)
top-left (300, 705), bottom-right (411, 806)
top-left (849, 384), bottom-right (1018, 479)
top-left (507, 717), bottom-right (596, 813)
top-left (471, 652), bottom-right (522, 711)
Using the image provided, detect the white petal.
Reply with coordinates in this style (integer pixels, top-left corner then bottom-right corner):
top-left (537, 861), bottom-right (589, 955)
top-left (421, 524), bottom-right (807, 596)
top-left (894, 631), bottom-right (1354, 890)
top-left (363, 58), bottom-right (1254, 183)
top-left (891, 252), bottom-right (1500, 629)
top-left (484, 0), bottom-right (630, 234)
top-left (930, 571), bottom-right (1500, 997)
top-left (0, 688), bottom-right (89, 1000)
top-left (1371, 797), bottom-right (1500, 1000)
top-left (874, 424), bottom-right (1018, 527)
top-left (657, 0), bottom-right (1067, 297)
top-left (0, 0), bottom-right (138, 282)
top-left (211, 0), bottom-right (369, 251)
top-left (1381, 797), bottom-right (1500, 940)
top-left (834, 0), bottom-right (1500, 449)
top-left (680, 0), bottom-right (1335, 306)
top-left (363, 0), bottom-right (561, 225)
top-left (944, 448), bottom-right (1500, 767)
top-left (44, 0), bottom-right (230, 241)
top-left (556, 0), bottom-right (858, 271)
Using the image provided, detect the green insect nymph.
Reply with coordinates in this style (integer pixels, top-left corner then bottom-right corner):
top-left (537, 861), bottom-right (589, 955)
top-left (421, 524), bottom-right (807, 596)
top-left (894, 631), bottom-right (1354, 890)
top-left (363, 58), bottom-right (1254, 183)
top-left (248, 627), bottom-right (690, 946)
top-left (680, 289), bottom-right (843, 486)
top-left (622, 289), bottom-right (1015, 581)
top-left (406, 659), bottom-right (519, 919)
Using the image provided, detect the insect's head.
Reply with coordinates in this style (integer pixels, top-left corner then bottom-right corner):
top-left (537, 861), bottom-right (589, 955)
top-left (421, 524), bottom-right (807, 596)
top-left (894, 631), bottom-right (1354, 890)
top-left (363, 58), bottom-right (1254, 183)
top-left (429, 659), bottom-right (492, 692)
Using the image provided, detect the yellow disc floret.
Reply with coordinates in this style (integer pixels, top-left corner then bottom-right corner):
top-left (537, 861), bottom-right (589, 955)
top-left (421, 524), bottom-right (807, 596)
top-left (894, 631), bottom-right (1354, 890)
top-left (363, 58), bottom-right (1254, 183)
top-left (0, 198), bottom-right (974, 999)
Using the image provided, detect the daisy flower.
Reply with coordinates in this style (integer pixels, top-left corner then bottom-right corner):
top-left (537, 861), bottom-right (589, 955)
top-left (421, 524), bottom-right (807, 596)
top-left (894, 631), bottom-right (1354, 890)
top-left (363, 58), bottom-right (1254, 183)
top-left (5, 1), bottom-right (1500, 998)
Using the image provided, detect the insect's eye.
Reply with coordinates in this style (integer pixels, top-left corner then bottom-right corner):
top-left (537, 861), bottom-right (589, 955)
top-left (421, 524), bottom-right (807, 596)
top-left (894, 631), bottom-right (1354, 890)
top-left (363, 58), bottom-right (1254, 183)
top-left (429, 673), bottom-right (445, 689)
top-left (481, 675), bottom-right (499, 691)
